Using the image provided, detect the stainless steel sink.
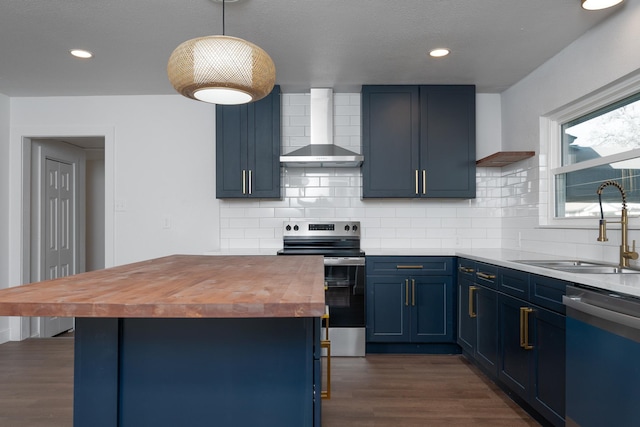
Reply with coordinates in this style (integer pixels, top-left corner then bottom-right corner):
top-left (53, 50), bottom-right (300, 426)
top-left (514, 260), bottom-right (640, 274)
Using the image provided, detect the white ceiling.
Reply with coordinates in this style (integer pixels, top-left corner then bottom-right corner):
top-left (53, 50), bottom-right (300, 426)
top-left (0, 0), bottom-right (625, 97)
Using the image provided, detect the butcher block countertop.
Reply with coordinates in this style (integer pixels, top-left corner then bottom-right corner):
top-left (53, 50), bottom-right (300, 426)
top-left (0, 255), bottom-right (326, 318)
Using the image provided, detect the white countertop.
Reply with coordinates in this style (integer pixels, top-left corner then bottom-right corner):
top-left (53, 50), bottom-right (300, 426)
top-left (455, 249), bottom-right (640, 299)
top-left (207, 247), bottom-right (640, 299)
top-left (347, 248), bottom-right (640, 299)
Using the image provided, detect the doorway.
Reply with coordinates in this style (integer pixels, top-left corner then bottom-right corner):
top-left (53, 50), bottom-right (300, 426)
top-left (28, 137), bottom-right (105, 337)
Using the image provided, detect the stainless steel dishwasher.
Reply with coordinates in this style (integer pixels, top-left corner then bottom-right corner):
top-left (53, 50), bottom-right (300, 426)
top-left (563, 285), bottom-right (640, 427)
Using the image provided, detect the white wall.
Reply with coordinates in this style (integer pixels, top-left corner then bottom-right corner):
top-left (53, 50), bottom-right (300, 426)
top-left (86, 150), bottom-right (105, 271)
top-left (9, 95), bottom-right (219, 274)
top-left (501, 1), bottom-right (640, 262)
top-left (0, 93), bottom-right (10, 341)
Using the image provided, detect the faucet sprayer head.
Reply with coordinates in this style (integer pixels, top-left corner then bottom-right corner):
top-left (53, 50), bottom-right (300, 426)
top-left (596, 180), bottom-right (627, 213)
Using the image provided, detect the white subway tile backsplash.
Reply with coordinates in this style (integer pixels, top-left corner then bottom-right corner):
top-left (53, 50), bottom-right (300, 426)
top-left (219, 92), bottom-right (585, 255)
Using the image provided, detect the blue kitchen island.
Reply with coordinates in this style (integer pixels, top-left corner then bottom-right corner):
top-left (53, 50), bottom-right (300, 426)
top-left (0, 255), bottom-right (326, 427)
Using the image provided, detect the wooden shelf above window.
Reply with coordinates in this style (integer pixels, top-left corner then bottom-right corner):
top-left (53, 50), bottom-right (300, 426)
top-left (476, 151), bottom-right (535, 167)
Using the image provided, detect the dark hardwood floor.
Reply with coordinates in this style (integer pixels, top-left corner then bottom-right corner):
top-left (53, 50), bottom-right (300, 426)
top-left (322, 354), bottom-right (539, 426)
top-left (0, 338), bottom-right (538, 426)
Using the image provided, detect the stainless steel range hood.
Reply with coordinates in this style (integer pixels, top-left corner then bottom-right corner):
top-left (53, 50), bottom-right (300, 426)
top-left (280, 88), bottom-right (363, 168)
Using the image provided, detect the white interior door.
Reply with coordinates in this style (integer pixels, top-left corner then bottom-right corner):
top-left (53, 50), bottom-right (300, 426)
top-left (32, 140), bottom-right (85, 337)
top-left (45, 158), bottom-right (73, 279)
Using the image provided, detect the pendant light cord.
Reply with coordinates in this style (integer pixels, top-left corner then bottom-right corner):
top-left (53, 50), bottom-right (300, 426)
top-left (222, 0), bottom-right (225, 36)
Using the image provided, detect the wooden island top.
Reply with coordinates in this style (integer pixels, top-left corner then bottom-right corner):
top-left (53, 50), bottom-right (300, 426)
top-left (0, 254), bottom-right (326, 318)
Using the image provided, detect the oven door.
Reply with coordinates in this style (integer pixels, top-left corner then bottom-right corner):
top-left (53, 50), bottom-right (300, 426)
top-left (324, 257), bottom-right (365, 327)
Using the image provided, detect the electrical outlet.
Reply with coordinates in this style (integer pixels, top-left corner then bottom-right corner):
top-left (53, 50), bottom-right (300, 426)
top-left (115, 199), bottom-right (127, 212)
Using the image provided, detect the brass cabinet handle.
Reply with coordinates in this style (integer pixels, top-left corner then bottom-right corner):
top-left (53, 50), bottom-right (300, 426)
top-left (405, 279), bottom-right (409, 306)
top-left (476, 272), bottom-right (496, 280)
top-left (412, 279), bottom-right (416, 306)
top-left (469, 286), bottom-right (478, 318)
top-left (422, 170), bottom-right (426, 195)
top-left (520, 307), bottom-right (534, 350)
top-left (248, 170), bottom-right (252, 195)
top-left (242, 170), bottom-right (247, 194)
top-left (458, 266), bottom-right (475, 273)
top-left (415, 170), bottom-right (419, 195)
top-left (397, 265), bottom-right (423, 269)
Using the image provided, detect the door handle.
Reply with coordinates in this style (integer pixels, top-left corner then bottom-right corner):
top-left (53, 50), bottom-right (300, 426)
top-left (520, 307), bottom-right (534, 350)
top-left (422, 170), bottom-right (426, 195)
top-left (397, 265), bottom-right (423, 269)
top-left (415, 170), bottom-right (419, 195)
top-left (248, 170), bottom-right (252, 195)
top-left (469, 286), bottom-right (478, 318)
top-left (405, 279), bottom-right (409, 306)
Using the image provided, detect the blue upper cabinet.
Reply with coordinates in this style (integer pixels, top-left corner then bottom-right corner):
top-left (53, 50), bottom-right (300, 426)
top-left (362, 85), bottom-right (476, 198)
top-left (216, 85), bottom-right (281, 199)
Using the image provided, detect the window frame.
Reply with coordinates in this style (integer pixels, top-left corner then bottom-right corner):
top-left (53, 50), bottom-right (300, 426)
top-left (541, 72), bottom-right (640, 228)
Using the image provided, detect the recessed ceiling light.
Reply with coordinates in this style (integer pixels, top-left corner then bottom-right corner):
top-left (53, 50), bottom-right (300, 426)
top-left (581, 0), bottom-right (624, 10)
top-left (429, 48), bottom-right (450, 58)
top-left (70, 49), bottom-right (93, 59)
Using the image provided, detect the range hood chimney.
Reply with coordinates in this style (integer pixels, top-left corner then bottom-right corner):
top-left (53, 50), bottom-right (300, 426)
top-left (280, 88), bottom-right (363, 168)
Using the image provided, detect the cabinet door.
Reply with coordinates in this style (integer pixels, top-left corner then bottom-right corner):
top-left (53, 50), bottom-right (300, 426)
top-left (362, 86), bottom-right (420, 198)
top-left (476, 285), bottom-right (498, 376)
top-left (366, 275), bottom-right (410, 342)
top-left (216, 104), bottom-right (249, 198)
top-left (457, 275), bottom-right (476, 353)
top-left (531, 307), bottom-right (565, 427)
top-left (216, 86), bottom-right (281, 199)
top-left (497, 293), bottom-right (532, 401)
top-left (412, 276), bottom-right (454, 342)
top-left (419, 85), bottom-right (476, 198)
top-left (247, 85), bottom-right (281, 198)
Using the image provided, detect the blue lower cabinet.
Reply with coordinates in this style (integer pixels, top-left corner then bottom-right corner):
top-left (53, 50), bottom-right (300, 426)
top-left (531, 306), bottom-right (565, 426)
top-left (497, 293), bottom-right (565, 427)
top-left (475, 285), bottom-right (498, 376)
top-left (498, 293), bottom-right (532, 400)
top-left (457, 261), bottom-right (567, 427)
top-left (366, 275), bottom-right (411, 342)
top-left (412, 276), bottom-right (455, 342)
top-left (366, 257), bottom-right (456, 350)
top-left (457, 268), bottom-right (477, 354)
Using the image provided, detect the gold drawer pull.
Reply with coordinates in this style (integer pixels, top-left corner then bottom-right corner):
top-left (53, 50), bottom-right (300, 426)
top-left (397, 265), bottom-right (423, 269)
top-left (412, 279), bottom-right (416, 306)
top-left (476, 272), bottom-right (496, 280)
top-left (458, 266), bottom-right (475, 273)
top-left (520, 307), bottom-right (534, 350)
top-left (469, 286), bottom-right (478, 318)
top-left (405, 279), bottom-right (409, 306)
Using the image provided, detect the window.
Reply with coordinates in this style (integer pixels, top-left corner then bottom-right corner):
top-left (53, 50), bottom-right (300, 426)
top-left (553, 91), bottom-right (640, 219)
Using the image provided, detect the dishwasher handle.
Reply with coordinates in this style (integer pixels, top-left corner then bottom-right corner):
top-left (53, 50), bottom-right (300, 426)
top-left (563, 295), bottom-right (640, 331)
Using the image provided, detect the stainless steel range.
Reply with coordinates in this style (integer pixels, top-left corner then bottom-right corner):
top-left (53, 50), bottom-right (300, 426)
top-left (278, 221), bottom-right (365, 356)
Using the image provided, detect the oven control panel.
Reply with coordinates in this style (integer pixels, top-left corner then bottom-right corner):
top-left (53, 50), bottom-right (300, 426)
top-left (283, 221), bottom-right (360, 237)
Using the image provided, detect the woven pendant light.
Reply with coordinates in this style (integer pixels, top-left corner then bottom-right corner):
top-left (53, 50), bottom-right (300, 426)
top-left (167, 1), bottom-right (275, 104)
top-left (581, 0), bottom-right (623, 9)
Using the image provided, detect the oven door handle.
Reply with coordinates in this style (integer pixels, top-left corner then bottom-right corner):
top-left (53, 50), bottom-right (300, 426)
top-left (324, 257), bottom-right (365, 266)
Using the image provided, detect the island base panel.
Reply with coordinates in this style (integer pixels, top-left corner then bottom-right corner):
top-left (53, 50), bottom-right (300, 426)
top-left (74, 317), bottom-right (321, 427)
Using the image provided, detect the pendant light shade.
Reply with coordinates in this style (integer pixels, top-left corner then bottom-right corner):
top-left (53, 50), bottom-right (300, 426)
top-left (581, 0), bottom-right (624, 10)
top-left (168, 35), bottom-right (275, 104)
